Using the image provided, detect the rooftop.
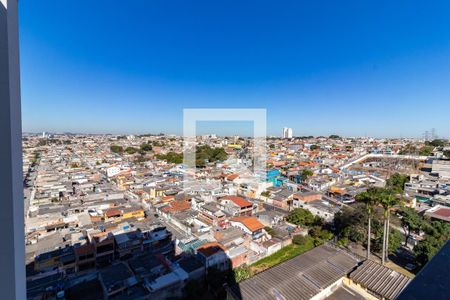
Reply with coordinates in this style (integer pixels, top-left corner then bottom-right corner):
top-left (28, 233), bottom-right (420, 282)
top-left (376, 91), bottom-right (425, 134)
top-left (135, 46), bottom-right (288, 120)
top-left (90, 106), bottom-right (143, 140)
top-left (230, 216), bottom-right (264, 232)
top-left (349, 260), bottom-right (411, 300)
top-left (229, 244), bottom-right (362, 300)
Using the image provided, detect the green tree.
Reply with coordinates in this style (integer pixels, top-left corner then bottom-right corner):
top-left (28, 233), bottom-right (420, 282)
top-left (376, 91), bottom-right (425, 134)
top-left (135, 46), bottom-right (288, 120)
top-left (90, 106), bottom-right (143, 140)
top-left (308, 226), bottom-right (322, 238)
top-left (264, 226), bottom-right (275, 236)
top-left (134, 155), bottom-right (148, 164)
top-left (414, 236), bottom-right (441, 267)
top-left (110, 145), bottom-right (124, 153)
top-left (156, 152), bottom-right (183, 164)
top-left (444, 150), bottom-right (450, 158)
top-left (380, 190), bottom-right (400, 264)
top-left (398, 206), bottom-right (424, 246)
top-left (355, 187), bottom-right (383, 259)
top-left (427, 139), bottom-right (447, 147)
top-left (195, 145), bottom-right (228, 167)
top-left (419, 145), bottom-right (434, 156)
top-left (233, 266), bottom-right (252, 283)
top-left (336, 237), bottom-right (349, 247)
top-left (286, 208), bottom-right (316, 227)
top-left (388, 229), bottom-right (402, 254)
top-left (310, 144), bottom-right (320, 151)
top-left (399, 143), bottom-right (417, 155)
top-left (386, 173), bottom-right (409, 193)
top-left (292, 235), bottom-right (312, 246)
top-left (261, 191), bottom-right (271, 198)
top-left (333, 205), bottom-right (368, 244)
top-left (140, 143), bottom-right (152, 152)
top-left (125, 147), bottom-right (138, 154)
top-left (301, 169), bottom-right (313, 183)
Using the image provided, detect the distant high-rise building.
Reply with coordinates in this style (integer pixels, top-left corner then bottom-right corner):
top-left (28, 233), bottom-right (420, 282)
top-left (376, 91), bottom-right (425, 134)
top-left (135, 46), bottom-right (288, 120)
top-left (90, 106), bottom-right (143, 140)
top-left (282, 127), bottom-right (293, 139)
top-left (431, 128), bottom-right (437, 140)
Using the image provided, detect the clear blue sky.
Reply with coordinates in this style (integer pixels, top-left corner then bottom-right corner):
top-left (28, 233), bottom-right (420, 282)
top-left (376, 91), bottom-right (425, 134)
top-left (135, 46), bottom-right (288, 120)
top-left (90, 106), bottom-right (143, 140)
top-left (19, 1), bottom-right (450, 138)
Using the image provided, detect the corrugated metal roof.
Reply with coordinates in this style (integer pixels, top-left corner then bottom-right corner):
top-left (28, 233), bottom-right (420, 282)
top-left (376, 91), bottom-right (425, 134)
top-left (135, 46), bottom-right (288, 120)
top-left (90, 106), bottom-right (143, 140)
top-left (230, 244), bottom-right (362, 300)
top-left (349, 260), bottom-right (411, 300)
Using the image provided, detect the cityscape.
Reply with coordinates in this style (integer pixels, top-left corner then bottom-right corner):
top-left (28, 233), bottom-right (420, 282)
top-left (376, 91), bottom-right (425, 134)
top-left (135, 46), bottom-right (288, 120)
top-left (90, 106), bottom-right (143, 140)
top-left (1, 1), bottom-right (448, 300)
top-left (22, 131), bottom-right (450, 299)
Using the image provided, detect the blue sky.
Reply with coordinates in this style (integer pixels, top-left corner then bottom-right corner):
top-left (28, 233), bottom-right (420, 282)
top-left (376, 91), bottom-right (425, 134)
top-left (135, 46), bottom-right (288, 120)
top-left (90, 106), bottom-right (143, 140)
top-left (19, 1), bottom-right (450, 138)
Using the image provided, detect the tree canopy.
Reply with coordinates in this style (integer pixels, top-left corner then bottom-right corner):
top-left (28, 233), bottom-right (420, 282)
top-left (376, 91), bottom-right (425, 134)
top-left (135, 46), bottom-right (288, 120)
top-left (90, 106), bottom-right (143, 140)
top-left (110, 145), bottom-right (123, 153)
top-left (300, 169), bottom-right (313, 182)
top-left (195, 145), bottom-right (228, 167)
top-left (355, 187), bottom-right (384, 213)
top-left (419, 145), bottom-right (434, 156)
top-left (414, 221), bottom-right (450, 267)
top-left (286, 208), bottom-right (321, 227)
top-left (398, 206), bottom-right (425, 246)
top-left (427, 139), bottom-right (447, 147)
top-left (156, 152), bottom-right (183, 164)
top-left (125, 147), bottom-right (138, 154)
top-left (386, 173), bottom-right (409, 193)
top-left (140, 143), bottom-right (152, 152)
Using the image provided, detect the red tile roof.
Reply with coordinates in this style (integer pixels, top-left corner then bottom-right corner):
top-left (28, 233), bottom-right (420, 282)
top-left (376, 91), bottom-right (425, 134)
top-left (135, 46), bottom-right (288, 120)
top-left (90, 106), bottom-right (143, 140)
top-left (227, 174), bottom-right (239, 181)
top-left (221, 196), bottom-right (252, 208)
top-left (161, 200), bottom-right (191, 213)
top-left (231, 216), bottom-right (264, 232)
top-left (105, 209), bottom-right (121, 218)
top-left (435, 208), bottom-right (450, 218)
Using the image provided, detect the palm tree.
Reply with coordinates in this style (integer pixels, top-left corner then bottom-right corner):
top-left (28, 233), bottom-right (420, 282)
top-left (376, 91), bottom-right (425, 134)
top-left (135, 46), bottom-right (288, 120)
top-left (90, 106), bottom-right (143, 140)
top-left (380, 190), bottom-right (399, 265)
top-left (355, 188), bottom-right (381, 259)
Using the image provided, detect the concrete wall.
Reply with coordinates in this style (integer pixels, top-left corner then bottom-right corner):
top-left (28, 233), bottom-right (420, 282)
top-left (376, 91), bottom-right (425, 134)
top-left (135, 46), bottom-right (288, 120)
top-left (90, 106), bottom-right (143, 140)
top-left (0, 1), bottom-right (26, 299)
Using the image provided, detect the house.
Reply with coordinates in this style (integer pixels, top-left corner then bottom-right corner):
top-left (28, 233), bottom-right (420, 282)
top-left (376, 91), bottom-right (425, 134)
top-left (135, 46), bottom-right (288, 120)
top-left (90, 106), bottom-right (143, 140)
top-left (230, 216), bottom-right (265, 240)
top-left (198, 202), bottom-right (226, 226)
top-left (255, 210), bottom-right (285, 227)
top-left (34, 246), bottom-right (76, 273)
top-left (159, 200), bottom-right (191, 216)
top-left (267, 188), bottom-right (295, 210)
top-left (127, 253), bottom-right (167, 280)
top-left (196, 242), bottom-right (230, 272)
top-left (424, 205), bottom-right (450, 223)
top-left (227, 245), bottom-right (250, 268)
top-left (104, 208), bottom-right (121, 220)
top-left (214, 227), bottom-right (247, 249)
top-left (261, 238), bottom-right (283, 256)
top-left (98, 262), bottom-right (136, 298)
top-left (88, 231), bottom-right (115, 266)
top-left (302, 200), bottom-right (340, 222)
top-left (74, 243), bottom-right (96, 271)
top-left (292, 191), bottom-right (322, 208)
top-left (122, 207), bottom-right (145, 220)
top-left (143, 264), bottom-right (189, 300)
top-left (219, 195), bottom-right (254, 216)
top-left (178, 256), bottom-right (205, 281)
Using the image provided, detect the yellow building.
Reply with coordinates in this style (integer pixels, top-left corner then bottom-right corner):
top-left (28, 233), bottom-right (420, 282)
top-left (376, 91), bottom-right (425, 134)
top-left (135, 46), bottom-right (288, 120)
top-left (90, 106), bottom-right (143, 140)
top-left (227, 144), bottom-right (242, 150)
top-left (122, 208), bottom-right (145, 220)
